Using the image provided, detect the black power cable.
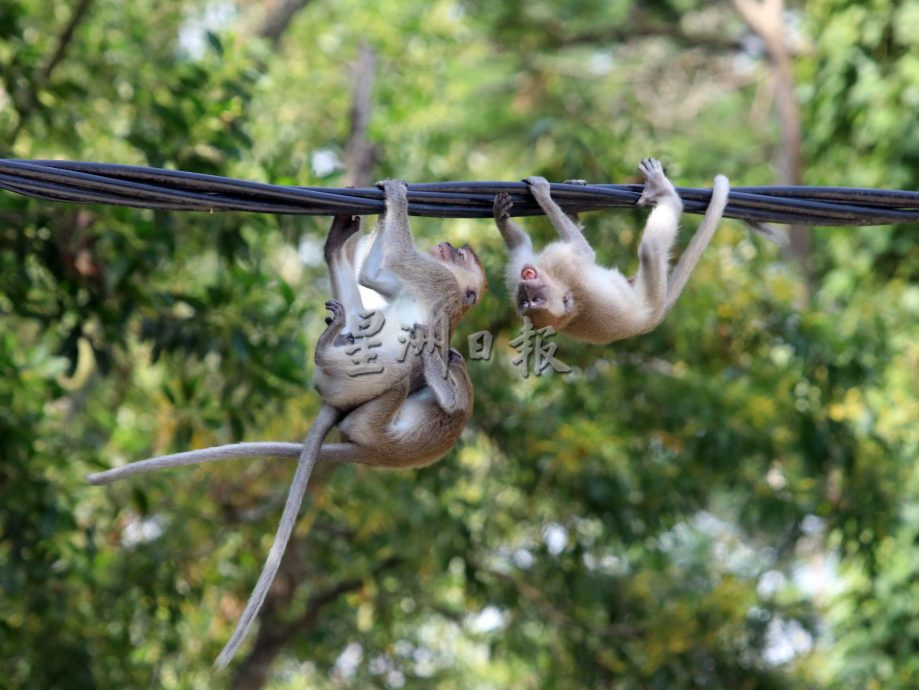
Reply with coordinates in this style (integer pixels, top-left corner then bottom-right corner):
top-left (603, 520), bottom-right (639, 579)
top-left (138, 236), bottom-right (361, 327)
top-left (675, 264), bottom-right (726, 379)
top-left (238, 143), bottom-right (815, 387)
top-left (2, 158), bottom-right (919, 226)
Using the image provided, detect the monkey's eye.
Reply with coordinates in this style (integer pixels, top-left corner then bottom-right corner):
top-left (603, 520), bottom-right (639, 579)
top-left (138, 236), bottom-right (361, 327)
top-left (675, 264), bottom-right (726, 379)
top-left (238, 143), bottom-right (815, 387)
top-left (458, 248), bottom-right (467, 260)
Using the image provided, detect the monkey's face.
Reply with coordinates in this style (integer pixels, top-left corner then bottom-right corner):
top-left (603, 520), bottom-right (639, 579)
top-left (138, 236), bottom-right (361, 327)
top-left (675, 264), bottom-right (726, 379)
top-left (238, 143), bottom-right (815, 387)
top-left (516, 265), bottom-right (574, 331)
top-left (432, 242), bottom-right (488, 308)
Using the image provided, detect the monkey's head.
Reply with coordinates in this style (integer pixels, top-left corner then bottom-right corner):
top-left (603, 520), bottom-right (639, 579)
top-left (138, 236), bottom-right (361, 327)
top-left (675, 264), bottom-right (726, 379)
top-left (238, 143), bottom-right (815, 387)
top-left (431, 241), bottom-right (488, 313)
top-left (515, 264), bottom-right (575, 331)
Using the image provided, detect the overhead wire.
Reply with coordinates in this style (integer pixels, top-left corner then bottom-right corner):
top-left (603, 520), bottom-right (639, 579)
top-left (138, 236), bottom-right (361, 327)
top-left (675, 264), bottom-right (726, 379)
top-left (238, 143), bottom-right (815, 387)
top-left (2, 158), bottom-right (919, 226)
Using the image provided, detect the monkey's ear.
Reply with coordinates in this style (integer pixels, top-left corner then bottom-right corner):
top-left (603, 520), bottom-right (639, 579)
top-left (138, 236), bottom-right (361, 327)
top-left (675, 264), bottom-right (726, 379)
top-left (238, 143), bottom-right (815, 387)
top-left (463, 289), bottom-right (478, 307)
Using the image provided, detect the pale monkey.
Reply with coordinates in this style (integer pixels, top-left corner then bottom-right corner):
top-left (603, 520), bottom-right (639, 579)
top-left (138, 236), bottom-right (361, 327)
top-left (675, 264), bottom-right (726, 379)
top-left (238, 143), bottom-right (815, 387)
top-left (493, 158), bottom-right (730, 343)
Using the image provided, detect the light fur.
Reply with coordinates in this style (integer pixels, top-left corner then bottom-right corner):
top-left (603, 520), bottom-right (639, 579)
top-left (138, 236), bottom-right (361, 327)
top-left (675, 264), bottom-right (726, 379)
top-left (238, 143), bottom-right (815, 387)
top-left (493, 158), bottom-right (730, 344)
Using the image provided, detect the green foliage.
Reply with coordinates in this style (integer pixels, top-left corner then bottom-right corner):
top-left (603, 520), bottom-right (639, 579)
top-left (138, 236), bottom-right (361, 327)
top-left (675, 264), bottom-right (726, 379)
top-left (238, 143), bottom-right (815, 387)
top-left (1, 1), bottom-right (917, 689)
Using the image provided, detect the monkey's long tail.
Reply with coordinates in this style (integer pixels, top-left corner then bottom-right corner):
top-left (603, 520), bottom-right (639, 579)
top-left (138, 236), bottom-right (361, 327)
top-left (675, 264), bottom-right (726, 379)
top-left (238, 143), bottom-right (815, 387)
top-left (212, 404), bottom-right (340, 670)
top-left (85, 443), bottom-right (379, 487)
top-left (85, 443), bottom-right (305, 485)
top-left (663, 174), bottom-right (730, 315)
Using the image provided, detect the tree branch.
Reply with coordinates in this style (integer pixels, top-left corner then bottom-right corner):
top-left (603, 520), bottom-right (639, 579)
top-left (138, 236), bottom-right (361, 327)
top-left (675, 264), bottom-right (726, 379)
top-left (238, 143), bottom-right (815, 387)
top-left (229, 555), bottom-right (402, 690)
top-left (732, 0), bottom-right (811, 293)
top-left (257, 0), bottom-right (313, 46)
top-left (509, 12), bottom-right (746, 54)
top-left (344, 42), bottom-right (378, 187)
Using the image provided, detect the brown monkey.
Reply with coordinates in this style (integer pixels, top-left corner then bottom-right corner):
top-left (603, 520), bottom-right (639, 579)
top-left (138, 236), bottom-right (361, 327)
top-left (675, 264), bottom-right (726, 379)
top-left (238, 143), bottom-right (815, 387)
top-left (88, 190), bottom-right (484, 511)
top-left (493, 158), bottom-right (729, 343)
top-left (211, 182), bottom-right (484, 666)
top-left (314, 179), bottom-right (486, 411)
top-left (88, 182), bottom-right (486, 478)
top-left (313, 303), bottom-right (474, 469)
top-left (88, 184), bottom-right (486, 668)
top-left (206, 294), bottom-right (477, 668)
top-left (88, 332), bottom-right (474, 668)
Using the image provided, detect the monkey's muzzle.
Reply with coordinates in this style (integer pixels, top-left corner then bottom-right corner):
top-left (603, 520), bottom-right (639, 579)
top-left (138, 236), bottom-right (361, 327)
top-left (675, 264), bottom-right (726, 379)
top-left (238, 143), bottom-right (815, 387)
top-left (516, 282), bottom-right (545, 311)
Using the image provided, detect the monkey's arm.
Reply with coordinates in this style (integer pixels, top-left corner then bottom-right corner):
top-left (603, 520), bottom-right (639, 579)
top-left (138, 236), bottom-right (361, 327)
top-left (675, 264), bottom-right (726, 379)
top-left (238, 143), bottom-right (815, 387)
top-left (493, 192), bottom-right (532, 252)
top-left (524, 176), bottom-right (593, 254)
top-left (360, 179), bottom-right (415, 297)
top-left (419, 347), bottom-right (470, 413)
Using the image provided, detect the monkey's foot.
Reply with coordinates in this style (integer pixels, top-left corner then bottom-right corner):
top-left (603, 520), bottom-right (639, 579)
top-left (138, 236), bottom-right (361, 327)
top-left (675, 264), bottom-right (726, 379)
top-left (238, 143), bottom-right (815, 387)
top-left (563, 179), bottom-right (588, 186)
top-left (493, 191), bottom-right (514, 220)
top-left (324, 215), bottom-right (361, 260)
top-left (636, 158), bottom-right (678, 207)
top-left (324, 299), bottom-right (346, 326)
top-left (522, 175), bottom-right (552, 201)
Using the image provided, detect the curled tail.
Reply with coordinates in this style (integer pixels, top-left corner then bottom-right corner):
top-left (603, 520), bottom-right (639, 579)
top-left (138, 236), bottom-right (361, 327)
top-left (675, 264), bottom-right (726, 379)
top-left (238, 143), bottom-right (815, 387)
top-left (664, 174), bottom-right (730, 314)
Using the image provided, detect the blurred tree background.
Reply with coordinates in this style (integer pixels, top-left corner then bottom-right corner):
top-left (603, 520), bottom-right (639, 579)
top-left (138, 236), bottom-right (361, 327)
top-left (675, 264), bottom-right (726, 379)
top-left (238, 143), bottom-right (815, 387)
top-left (1, 0), bottom-right (918, 688)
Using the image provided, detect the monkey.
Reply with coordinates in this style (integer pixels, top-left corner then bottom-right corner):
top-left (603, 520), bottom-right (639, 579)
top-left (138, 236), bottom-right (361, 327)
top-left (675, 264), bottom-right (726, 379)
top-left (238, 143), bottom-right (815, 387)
top-left (492, 158), bottom-right (730, 344)
top-left (83, 321), bottom-right (471, 480)
top-left (88, 187), bottom-right (485, 496)
top-left (206, 299), bottom-right (477, 668)
top-left (313, 179), bottom-right (487, 411)
top-left (87, 183), bottom-right (487, 669)
top-left (87, 337), bottom-right (474, 669)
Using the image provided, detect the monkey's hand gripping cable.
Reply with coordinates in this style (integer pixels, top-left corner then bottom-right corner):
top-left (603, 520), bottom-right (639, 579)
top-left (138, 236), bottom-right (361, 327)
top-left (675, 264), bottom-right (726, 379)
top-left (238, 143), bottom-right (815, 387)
top-left (3, 158), bottom-right (919, 226)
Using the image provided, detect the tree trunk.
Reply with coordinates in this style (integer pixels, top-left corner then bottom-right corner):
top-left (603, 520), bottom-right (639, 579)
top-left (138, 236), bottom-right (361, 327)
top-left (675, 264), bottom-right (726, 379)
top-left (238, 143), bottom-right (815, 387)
top-left (229, 625), bottom-right (286, 690)
top-left (344, 43), bottom-right (378, 187)
top-left (258, 0), bottom-right (313, 46)
top-left (733, 0), bottom-right (812, 296)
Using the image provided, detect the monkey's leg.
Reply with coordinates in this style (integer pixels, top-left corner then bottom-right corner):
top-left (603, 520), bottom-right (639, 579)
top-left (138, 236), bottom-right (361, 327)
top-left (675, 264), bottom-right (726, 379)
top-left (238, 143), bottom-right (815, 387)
top-left (323, 215), bottom-right (361, 264)
top-left (214, 403), bottom-right (341, 669)
top-left (632, 159), bottom-right (685, 325)
top-left (523, 176), bottom-right (593, 254)
top-left (334, 378), bottom-right (409, 454)
top-left (492, 192), bottom-right (533, 252)
top-left (324, 215), bottom-right (365, 328)
top-left (315, 299), bottom-right (352, 366)
top-left (663, 174), bottom-right (729, 314)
